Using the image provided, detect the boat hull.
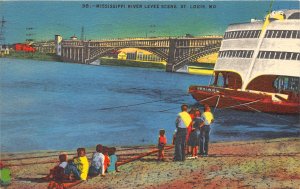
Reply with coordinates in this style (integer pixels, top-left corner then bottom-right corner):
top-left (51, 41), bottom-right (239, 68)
top-left (189, 86), bottom-right (300, 114)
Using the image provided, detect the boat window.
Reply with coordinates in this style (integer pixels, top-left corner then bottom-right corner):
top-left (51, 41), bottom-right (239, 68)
top-left (257, 31), bottom-right (261, 37)
top-left (246, 51), bottom-right (250, 58)
top-left (236, 31), bottom-right (241, 38)
top-left (232, 32), bottom-right (236, 38)
top-left (260, 51), bottom-right (266, 59)
top-left (274, 76), bottom-right (299, 93)
top-left (273, 31), bottom-right (278, 38)
top-left (296, 31), bottom-right (300, 39)
top-left (274, 52), bottom-right (280, 59)
top-left (265, 30), bottom-right (271, 38)
top-left (286, 30), bottom-right (292, 38)
top-left (269, 51), bottom-right (275, 59)
top-left (255, 30), bottom-right (259, 38)
top-left (285, 52), bottom-right (292, 60)
top-left (234, 31), bottom-right (239, 38)
top-left (239, 31), bottom-right (243, 38)
top-left (291, 31), bottom-right (297, 38)
top-left (291, 53), bottom-right (298, 60)
top-left (280, 52), bottom-right (286, 59)
top-left (248, 51), bottom-right (253, 58)
top-left (247, 31), bottom-right (251, 38)
top-left (244, 30), bottom-right (249, 38)
top-left (271, 30), bottom-right (276, 38)
top-left (268, 51), bottom-right (272, 59)
top-left (297, 54), bottom-right (300, 61)
top-left (278, 30), bottom-right (284, 38)
top-left (264, 31), bottom-right (268, 38)
top-left (251, 30), bottom-right (256, 38)
top-left (288, 12), bottom-right (300, 19)
top-left (257, 51), bottom-right (261, 58)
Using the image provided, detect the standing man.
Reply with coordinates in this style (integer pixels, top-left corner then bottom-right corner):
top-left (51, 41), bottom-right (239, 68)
top-left (174, 104), bottom-right (192, 161)
top-left (199, 105), bottom-right (214, 156)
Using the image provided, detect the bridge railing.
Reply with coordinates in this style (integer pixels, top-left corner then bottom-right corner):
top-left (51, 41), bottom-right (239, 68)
top-left (61, 37), bottom-right (222, 48)
top-left (62, 40), bottom-right (84, 47)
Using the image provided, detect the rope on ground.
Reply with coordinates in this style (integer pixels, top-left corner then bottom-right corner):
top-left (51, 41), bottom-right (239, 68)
top-left (117, 146), bottom-right (174, 166)
top-left (3, 146), bottom-right (175, 167)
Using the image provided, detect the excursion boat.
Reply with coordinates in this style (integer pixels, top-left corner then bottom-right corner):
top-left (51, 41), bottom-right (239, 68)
top-left (189, 9), bottom-right (300, 114)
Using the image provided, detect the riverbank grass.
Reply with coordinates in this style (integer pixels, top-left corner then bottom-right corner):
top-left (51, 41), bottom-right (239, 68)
top-left (4, 51), bottom-right (61, 62)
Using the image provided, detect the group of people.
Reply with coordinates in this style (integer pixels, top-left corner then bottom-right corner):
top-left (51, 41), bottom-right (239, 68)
top-left (173, 104), bottom-right (214, 161)
top-left (46, 144), bottom-right (119, 182)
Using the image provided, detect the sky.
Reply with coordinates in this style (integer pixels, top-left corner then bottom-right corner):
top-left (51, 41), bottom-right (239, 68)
top-left (0, 1), bottom-right (299, 44)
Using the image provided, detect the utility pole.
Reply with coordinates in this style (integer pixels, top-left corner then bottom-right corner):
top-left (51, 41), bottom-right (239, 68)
top-left (0, 16), bottom-right (6, 46)
top-left (25, 27), bottom-right (35, 44)
top-left (81, 26), bottom-right (85, 41)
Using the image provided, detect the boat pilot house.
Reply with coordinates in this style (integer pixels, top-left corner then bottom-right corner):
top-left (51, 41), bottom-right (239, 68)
top-left (189, 10), bottom-right (300, 114)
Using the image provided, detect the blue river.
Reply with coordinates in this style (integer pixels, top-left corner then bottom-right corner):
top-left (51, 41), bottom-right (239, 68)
top-left (0, 58), bottom-right (299, 152)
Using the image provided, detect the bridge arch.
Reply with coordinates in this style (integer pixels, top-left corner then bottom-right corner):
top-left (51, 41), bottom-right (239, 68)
top-left (88, 46), bottom-right (168, 63)
top-left (58, 36), bottom-right (223, 71)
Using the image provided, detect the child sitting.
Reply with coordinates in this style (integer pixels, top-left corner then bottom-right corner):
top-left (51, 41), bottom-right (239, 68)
top-left (46, 153), bottom-right (68, 181)
top-left (89, 144), bottom-right (105, 177)
top-left (102, 147), bottom-right (110, 175)
top-left (65, 148), bottom-right (89, 181)
top-left (107, 147), bottom-right (120, 173)
top-left (157, 129), bottom-right (167, 161)
top-left (0, 161), bottom-right (11, 186)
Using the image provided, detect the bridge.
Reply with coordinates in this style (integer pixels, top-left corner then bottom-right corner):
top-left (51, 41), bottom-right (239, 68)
top-left (55, 36), bottom-right (222, 72)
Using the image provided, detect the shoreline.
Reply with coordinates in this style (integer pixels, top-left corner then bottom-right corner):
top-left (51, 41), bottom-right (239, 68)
top-left (2, 137), bottom-right (300, 188)
top-left (1, 54), bottom-right (215, 74)
top-left (0, 137), bottom-right (297, 154)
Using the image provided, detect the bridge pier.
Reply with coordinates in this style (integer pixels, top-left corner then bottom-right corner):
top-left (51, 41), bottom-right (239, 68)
top-left (166, 63), bottom-right (174, 72)
top-left (166, 38), bottom-right (177, 72)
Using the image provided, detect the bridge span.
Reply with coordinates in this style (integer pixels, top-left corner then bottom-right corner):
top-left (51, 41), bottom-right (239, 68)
top-left (55, 36), bottom-right (222, 72)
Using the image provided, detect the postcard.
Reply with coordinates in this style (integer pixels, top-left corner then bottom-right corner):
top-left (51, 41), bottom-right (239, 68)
top-left (0, 1), bottom-right (299, 188)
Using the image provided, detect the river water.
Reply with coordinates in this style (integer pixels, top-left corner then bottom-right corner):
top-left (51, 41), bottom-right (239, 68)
top-left (0, 58), bottom-right (299, 152)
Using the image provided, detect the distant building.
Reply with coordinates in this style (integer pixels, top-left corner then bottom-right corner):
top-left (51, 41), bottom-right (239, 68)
top-left (0, 45), bottom-right (9, 56)
top-left (126, 52), bottom-right (136, 60)
top-left (70, 35), bottom-right (78, 40)
top-left (32, 41), bottom-right (56, 53)
top-left (135, 51), bottom-right (162, 62)
top-left (117, 52), bottom-right (127, 60)
top-left (13, 43), bottom-right (36, 52)
top-left (55, 35), bottom-right (63, 56)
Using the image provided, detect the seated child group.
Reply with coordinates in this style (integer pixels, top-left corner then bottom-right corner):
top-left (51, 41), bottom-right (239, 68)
top-left (47, 144), bottom-right (119, 181)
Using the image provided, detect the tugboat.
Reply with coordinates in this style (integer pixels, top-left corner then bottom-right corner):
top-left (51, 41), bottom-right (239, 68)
top-left (189, 9), bottom-right (300, 114)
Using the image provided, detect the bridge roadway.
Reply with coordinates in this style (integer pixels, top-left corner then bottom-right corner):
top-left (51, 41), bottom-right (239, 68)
top-left (57, 36), bottom-right (222, 72)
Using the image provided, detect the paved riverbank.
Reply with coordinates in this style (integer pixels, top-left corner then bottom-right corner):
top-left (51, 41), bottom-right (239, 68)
top-left (2, 137), bottom-right (300, 188)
